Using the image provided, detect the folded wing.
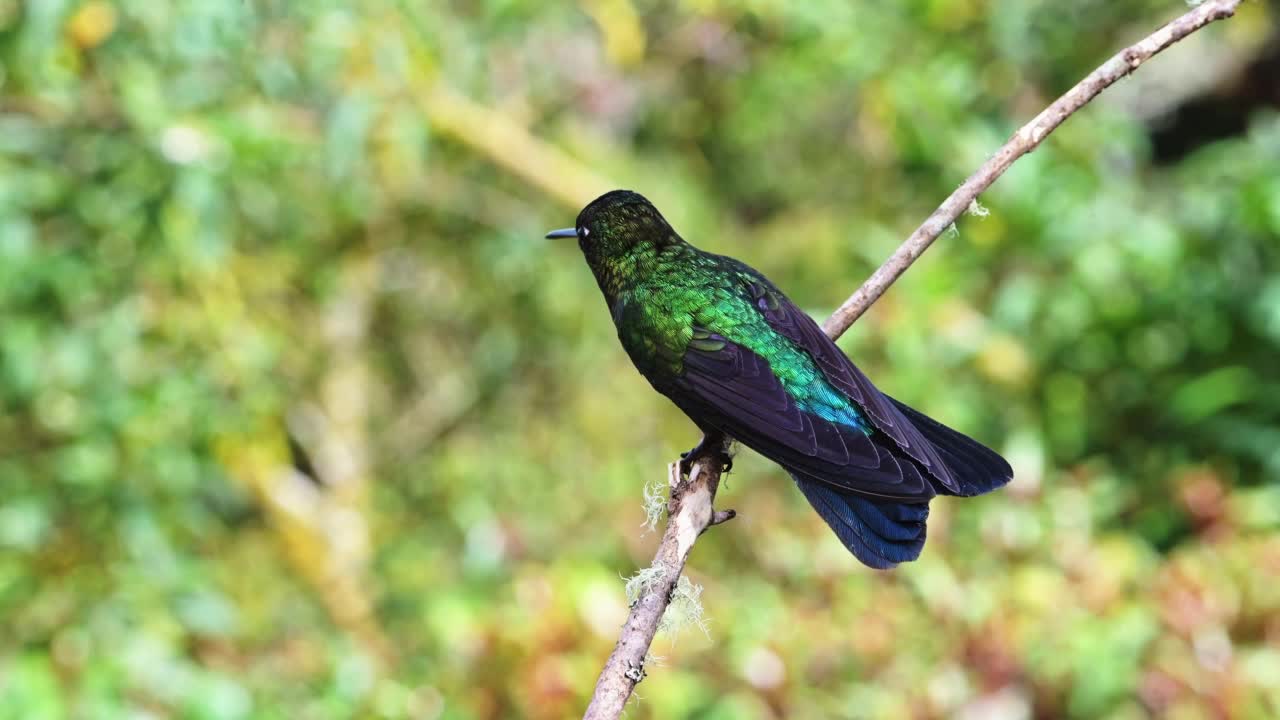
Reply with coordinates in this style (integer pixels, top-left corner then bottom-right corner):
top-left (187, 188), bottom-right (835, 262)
top-left (668, 265), bottom-right (1012, 503)
top-left (668, 335), bottom-right (935, 501)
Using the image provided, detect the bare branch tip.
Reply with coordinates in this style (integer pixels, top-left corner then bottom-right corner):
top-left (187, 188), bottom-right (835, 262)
top-left (710, 509), bottom-right (737, 526)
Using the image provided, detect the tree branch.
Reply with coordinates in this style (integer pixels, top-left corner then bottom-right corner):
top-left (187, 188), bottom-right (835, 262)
top-left (584, 2), bottom-right (1242, 717)
top-left (821, 0), bottom-right (1243, 337)
top-left (584, 439), bottom-right (732, 720)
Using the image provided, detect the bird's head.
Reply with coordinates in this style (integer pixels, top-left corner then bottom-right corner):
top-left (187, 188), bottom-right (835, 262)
top-left (545, 190), bottom-right (678, 263)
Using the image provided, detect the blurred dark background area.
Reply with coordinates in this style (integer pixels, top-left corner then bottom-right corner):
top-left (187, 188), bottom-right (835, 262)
top-left (0, 1), bottom-right (1278, 718)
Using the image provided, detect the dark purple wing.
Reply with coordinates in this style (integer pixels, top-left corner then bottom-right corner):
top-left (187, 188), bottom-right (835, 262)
top-left (884, 394), bottom-right (1013, 497)
top-left (666, 333), bottom-right (935, 501)
top-left (739, 276), bottom-right (968, 495)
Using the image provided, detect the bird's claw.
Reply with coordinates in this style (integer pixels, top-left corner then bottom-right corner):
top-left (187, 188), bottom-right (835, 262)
top-left (678, 454), bottom-right (695, 477)
top-left (679, 434), bottom-right (733, 477)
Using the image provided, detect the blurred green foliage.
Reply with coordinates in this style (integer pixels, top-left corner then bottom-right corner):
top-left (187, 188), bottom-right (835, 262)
top-left (1, 1), bottom-right (1278, 718)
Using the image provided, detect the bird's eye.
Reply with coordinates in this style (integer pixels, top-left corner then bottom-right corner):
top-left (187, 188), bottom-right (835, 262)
top-left (580, 227), bottom-right (589, 238)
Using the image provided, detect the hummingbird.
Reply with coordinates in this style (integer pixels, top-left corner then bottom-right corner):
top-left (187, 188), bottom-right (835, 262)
top-left (547, 190), bottom-right (1012, 569)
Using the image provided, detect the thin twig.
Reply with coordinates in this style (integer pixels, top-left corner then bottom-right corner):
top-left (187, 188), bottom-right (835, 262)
top-left (583, 2), bottom-right (1242, 718)
top-left (821, 0), bottom-right (1243, 338)
top-left (583, 444), bottom-right (731, 720)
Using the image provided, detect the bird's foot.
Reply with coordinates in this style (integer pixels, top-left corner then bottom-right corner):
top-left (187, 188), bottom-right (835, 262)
top-left (671, 433), bottom-right (738, 528)
top-left (679, 433), bottom-right (733, 477)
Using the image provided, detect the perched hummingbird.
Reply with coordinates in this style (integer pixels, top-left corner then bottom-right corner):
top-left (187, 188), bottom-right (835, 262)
top-left (548, 190), bottom-right (1012, 569)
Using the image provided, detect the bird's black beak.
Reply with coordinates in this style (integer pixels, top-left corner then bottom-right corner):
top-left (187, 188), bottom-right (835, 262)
top-left (545, 228), bottom-right (577, 239)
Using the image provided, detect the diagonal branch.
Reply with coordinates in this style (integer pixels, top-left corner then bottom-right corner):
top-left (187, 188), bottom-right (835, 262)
top-left (821, 0), bottom-right (1244, 337)
top-left (583, 1), bottom-right (1243, 718)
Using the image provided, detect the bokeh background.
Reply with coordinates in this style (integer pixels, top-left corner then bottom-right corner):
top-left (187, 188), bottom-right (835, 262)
top-left (2, 1), bottom-right (1279, 718)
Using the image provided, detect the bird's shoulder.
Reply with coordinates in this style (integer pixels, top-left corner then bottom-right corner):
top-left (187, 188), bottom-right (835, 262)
top-left (679, 252), bottom-right (797, 340)
top-left (610, 249), bottom-right (772, 372)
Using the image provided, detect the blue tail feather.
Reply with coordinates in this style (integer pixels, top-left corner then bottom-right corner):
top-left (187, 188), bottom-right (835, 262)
top-left (793, 474), bottom-right (929, 569)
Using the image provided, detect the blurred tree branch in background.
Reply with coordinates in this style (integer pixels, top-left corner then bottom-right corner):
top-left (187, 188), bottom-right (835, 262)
top-left (417, 83), bottom-right (616, 210)
top-left (210, 253), bottom-right (395, 669)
